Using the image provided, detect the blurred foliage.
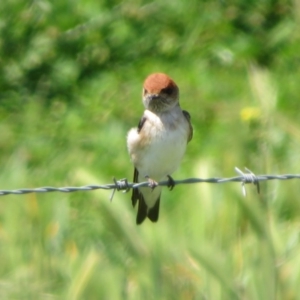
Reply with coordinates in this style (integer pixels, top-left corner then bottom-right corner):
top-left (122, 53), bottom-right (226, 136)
top-left (0, 0), bottom-right (295, 109)
top-left (1, 0), bottom-right (300, 299)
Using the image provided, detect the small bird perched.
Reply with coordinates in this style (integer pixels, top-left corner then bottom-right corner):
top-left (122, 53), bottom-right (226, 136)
top-left (127, 73), bottom-right (193, 224)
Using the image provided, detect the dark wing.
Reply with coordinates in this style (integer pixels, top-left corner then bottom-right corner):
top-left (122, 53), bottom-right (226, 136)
top-left (136, 193), bottom-right (148, 224)
top-left (131, 168), bottom-right (139, 207)
top-left (131, 115), bottom-right (160, 224)
top-left (133, 167), bottom-right (158, 225)
top-left (131, 115), bottom-right (149, 224)
top-left (182, 110), bottom-right (193, 142)
top-left (147, 197), bottom-right (160, 222)
top-left (137, 116), bottom-right (147, 133)
top-left (131, 115), bottom-right (147, 208)
top-left (136, 190), bottom-right (160, 224)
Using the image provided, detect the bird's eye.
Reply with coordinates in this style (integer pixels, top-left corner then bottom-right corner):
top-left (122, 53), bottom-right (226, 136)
top-left (143, 88), bottom-right (148, 95)
top-left (162, 87), bottom-right (173, 95)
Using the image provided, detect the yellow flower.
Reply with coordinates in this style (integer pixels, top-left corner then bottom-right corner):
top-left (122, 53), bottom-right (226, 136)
top-left (240, 107), bottom-right (261, 122)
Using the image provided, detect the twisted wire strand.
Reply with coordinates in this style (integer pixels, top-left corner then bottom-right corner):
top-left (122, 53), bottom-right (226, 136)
top-left (0, 168), bottom-right (299, 197)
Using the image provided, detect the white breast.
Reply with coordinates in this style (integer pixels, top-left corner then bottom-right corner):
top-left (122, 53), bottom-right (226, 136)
top-left (127, 107), bottom-right (189, 182)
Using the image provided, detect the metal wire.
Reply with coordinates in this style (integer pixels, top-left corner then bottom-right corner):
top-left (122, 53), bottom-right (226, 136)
top-left (0, 167), bottom-right (300, 198)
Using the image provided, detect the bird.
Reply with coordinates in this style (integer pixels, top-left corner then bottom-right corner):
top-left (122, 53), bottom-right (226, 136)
top-left (127, 73), bottom-right (193, 224)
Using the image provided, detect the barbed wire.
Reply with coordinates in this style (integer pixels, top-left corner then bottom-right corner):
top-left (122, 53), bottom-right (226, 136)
top-left (0, 168), bottom-right (300, 199)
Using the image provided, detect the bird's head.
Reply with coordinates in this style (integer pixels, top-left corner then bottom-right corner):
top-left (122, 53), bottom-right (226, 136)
top-left (142, 73), bottom-right (179, 113)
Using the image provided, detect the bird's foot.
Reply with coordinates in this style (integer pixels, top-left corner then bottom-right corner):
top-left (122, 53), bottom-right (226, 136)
top-left (167, 175), bottom-right (175, 191)
top-left (145, 176), bottom-right (158, 190)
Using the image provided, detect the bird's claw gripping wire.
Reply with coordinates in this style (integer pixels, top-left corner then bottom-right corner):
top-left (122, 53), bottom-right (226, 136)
top-left (145, 176), bottom-right (158, 190)
top-left (167, 175), bottom-right (175, 191)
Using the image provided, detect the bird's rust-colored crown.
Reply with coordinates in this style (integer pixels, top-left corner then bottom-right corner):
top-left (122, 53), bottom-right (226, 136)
top-left (143, 73), bottom-right (178, 94)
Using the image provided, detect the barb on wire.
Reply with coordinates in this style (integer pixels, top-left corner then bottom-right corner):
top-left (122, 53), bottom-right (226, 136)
top-left (0, 167), bottom-right (300, 200)
top-left (234, 167), bottom-right (260, 196)
top-left (109, 178), bottom-right (130, 201)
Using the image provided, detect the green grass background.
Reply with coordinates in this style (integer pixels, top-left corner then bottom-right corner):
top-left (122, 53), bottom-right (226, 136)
top-left (1, 0), bottom-right (300, 299)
